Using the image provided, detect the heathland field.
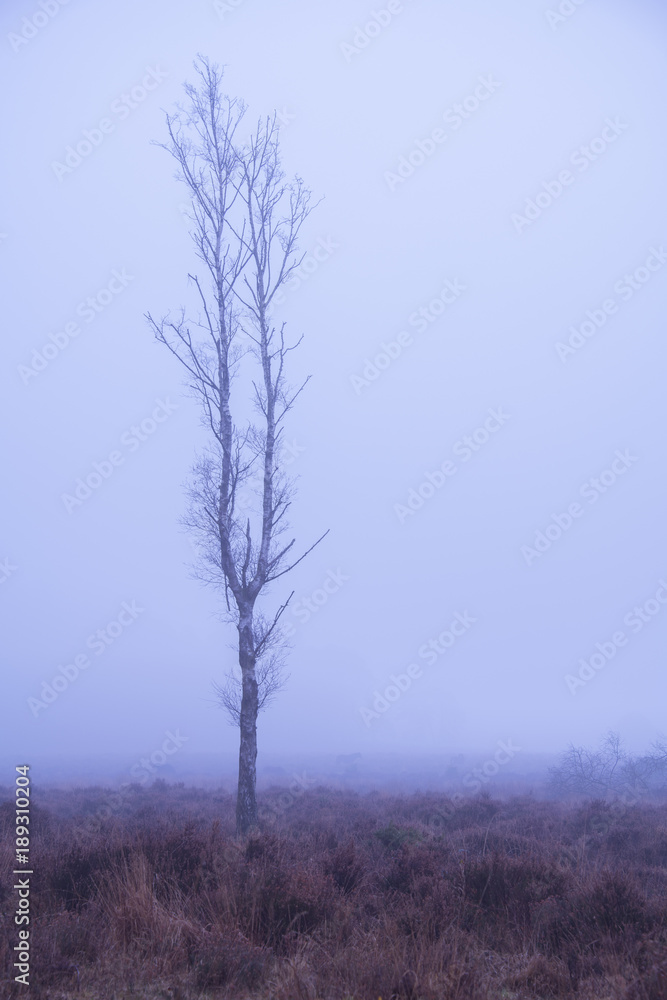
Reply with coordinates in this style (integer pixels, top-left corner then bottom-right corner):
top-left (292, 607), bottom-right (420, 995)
top-left (1, 783), bottom-right (667, 999)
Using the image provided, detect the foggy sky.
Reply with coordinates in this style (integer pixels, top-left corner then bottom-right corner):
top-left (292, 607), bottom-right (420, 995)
top-left (2, 0), bottom-right (667, 778)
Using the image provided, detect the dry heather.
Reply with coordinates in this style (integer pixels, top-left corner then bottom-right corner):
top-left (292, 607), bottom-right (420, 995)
top-left (1, 783), bottom-right (667, 999)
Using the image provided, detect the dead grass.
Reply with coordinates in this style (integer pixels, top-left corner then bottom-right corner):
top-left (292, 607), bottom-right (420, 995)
top-left (1, 783), bottom-right (666, 998)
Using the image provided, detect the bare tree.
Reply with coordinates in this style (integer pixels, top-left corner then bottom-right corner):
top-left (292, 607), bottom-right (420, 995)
top-left (636, 735), bottom-right (667, 785)
top-left (146, 57), bottom-right (326, 835)
top-left (549, 731), bottom-right (630, 798)
top-left (549, 730), bottom-right (667, 800)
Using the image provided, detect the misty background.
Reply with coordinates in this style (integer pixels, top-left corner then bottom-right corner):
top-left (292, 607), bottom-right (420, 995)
top-left (2, 0), bottom-right (666, 789)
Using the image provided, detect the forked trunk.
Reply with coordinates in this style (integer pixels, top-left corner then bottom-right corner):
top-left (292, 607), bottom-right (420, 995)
top-left (149, 62), bottom-right (318, 838)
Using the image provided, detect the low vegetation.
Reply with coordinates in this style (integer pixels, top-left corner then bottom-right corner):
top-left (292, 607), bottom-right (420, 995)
top-left (1, 782), bottom-right (667, 998)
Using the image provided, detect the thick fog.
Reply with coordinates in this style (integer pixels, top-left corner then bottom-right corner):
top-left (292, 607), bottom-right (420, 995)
top-left (2, 0), bottom-right (667, 784)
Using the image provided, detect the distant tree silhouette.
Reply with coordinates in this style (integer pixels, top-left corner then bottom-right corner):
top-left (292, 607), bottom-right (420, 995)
top-left (549, 730), bottom-right (667, 798)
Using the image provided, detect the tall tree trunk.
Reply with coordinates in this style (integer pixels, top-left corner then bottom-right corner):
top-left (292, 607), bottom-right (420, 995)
top-left (236, 609), bottom-right (259, 834)
top-left (148, 61), bottom-right (321, 838)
